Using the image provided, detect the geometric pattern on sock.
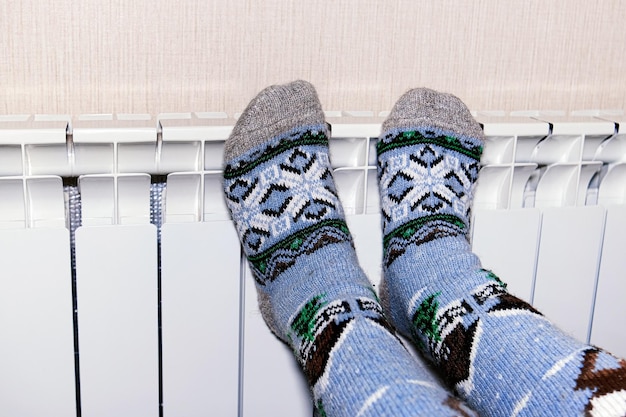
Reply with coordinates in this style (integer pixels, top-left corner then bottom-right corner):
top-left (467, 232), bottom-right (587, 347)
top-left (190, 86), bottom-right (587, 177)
top-left (574, 347), bottom-right (626, 416)
top-left (383, 216), bottom-right (466, 266)
top-left (289, 294), bottom-right (394, 387)
top-left (410, 274), bottom-right (542, 389)
top-left (377, 129), bottom-right (482, 267)
top-left (410, 272), bottom-right (626, 415)
top-left (245, 219), bottom-right (351, 284)
top-left (224, 128), bottom-right (330, 179)
top-left (224, 127), bottom-right (352, 283)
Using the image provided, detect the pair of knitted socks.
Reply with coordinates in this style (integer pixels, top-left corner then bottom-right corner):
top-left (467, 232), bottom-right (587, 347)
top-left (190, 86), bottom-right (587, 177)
top-left (222, 81), bottom-right (626, 417)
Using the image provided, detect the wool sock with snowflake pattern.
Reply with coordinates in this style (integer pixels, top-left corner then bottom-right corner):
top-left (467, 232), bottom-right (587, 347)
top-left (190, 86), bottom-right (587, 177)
top-left (377, 87), bottom-right (626, 417)
top-left (222, 81), bottom-right (477, 417)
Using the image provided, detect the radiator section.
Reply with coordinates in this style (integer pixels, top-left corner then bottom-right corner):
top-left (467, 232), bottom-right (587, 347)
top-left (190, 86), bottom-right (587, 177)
top-left (1, 112), bottom-right (625, 416)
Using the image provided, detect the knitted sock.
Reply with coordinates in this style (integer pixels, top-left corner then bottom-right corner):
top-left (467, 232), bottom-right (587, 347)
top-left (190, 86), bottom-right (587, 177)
top-left (222, 81), bottom-right (476, 417)
top-left (377, 87), bottom-right (626, 417)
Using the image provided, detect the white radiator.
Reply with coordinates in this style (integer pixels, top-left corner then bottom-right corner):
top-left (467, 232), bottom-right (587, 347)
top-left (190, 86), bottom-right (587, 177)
top-left (0, 111), bottom-right (625, 417)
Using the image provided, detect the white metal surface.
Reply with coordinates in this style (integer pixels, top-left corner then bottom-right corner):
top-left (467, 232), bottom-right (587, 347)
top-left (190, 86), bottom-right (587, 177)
top-left (75, 225), bottom-right (159, 417)
top-left (241, 263), bottom-right (312, 417)
top-left (590, 205), bottom-right (626, 359)
top-left (0, 228), bottom-right (76, 416)
top-left (532, 206), bottom-right (605, 342)
top-left (161, 222), bottom-right (240, 416)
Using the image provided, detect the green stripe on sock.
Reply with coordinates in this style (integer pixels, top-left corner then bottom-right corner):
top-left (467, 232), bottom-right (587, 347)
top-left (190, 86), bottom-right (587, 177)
top-left (223, 130), bottom-right (329, 179)
top-left (377, 130), bottom-right (483, 160)
top-left (248, 218), bottom-right (351, 273)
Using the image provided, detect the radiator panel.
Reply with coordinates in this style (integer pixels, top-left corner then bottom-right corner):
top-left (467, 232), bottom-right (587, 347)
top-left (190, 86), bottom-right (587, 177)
top-left (472, 208), bottom-right (542, 303)
top-left (161, 222), bottom-right (240, 416)
top-left (0, 228), bottom-right (76, 416)
top-left (532, 206), bottom-right (605, 342)
top-left (75, 225), bottom-right (159, 416)
top-left (590, 205), bottom-right (626, 356)
top-left (241, 262), bottom-right (312, 417)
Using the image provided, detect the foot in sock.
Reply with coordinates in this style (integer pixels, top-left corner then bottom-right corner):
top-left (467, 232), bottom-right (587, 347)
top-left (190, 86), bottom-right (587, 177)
top-left (222, 80), bottom-right (476, 417)
top-left (377, 87), bottom-right (626, 417)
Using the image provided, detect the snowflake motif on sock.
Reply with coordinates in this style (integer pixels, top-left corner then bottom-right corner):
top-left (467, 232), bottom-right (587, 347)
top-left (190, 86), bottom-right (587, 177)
top-left (379, 142), bottom-right (478, 234)
top-left (224, 133), bottom-right (344, 257)
top-left (377, 130), bottom-right (482, 265)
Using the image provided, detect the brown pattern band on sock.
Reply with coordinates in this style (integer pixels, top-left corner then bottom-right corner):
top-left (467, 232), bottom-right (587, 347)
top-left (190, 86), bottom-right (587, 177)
top-left (486, 293), bottom-right (542, 315)
top-left (247, 220), bottom-right (352, 284)
top-left (293, 296), bottom-right (395, 387)
top-left (415, 282), bottom-right (546, 390)
top-left (302, 317), bottom-right (352, 386)
top-left (437, 320), bottom-right (479, 388)
top-left (383, 221), bottom-right (465, 266)
top-left (575, 347), bottom-right (626, 414)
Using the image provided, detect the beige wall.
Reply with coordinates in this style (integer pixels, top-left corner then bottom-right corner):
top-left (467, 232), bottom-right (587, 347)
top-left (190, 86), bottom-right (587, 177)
top-left (2, 0), bottom-right (625, 115)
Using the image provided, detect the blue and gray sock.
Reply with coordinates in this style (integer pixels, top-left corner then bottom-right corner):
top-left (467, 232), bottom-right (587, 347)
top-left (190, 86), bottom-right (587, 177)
top-left (377, 87), bottom-right (626, 417)
top-left (223, 81), bottom-right (476, 417)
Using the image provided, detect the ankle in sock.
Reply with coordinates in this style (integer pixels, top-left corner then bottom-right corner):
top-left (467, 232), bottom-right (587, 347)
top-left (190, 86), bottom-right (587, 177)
top-left (377, 87), bottom-right (626, 417)
top-left (223, 81), bottom-right (477, 417)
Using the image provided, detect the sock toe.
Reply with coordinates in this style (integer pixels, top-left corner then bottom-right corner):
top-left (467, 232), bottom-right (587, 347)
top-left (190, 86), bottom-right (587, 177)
top-left (381, 87), bottom-right (484, 141)
top-left (224, 80), bottom-right (326, 161)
